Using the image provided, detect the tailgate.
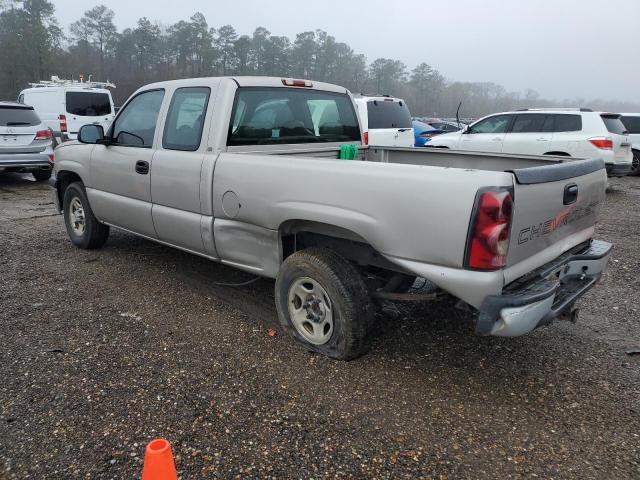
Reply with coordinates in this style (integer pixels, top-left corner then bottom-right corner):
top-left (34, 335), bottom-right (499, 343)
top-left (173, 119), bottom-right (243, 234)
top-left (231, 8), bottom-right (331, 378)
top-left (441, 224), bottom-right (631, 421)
top-left (507, 158), bottom-right (606, 267)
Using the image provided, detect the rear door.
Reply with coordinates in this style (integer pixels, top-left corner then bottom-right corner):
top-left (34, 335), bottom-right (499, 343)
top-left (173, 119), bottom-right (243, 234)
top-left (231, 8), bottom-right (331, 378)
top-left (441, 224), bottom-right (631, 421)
top-left (65, 90), bottom-right (114, 139)
top-left (366, 99), bottom-right (414, 147)
top-left (88, 89), bottom-right (165, 238)
top-left (502, 113), bottom-right (553, 155)
top-left (151, 85), bottom-right (215, 255)
top-left (460, 114), bottom-right (512, 153)
top-left (505, 159), bottom-right (607, 280)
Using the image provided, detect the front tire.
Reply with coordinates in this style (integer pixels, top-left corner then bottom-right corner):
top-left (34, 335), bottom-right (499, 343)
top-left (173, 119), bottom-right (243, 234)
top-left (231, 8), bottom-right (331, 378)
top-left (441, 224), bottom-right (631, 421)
top-left (32, 169), bottom-right (51, 181)
top-left (63, 182), bottom-right (109, 249)
top-left (275, 248), bottom-right (373, 360)
top-left (630, 150), bottom-right (640, 176)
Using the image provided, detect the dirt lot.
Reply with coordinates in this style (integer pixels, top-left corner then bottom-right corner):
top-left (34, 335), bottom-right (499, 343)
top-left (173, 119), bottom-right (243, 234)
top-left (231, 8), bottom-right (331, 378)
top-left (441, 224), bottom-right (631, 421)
top-left (0, 173), bottom-right (639, 479)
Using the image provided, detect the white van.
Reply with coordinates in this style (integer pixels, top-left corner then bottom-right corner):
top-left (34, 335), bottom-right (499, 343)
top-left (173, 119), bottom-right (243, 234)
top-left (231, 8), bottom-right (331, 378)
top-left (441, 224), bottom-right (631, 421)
top-left (353, 94), bottom-right (414, 147)
top-left (19, 78), bottom-right (116, 142)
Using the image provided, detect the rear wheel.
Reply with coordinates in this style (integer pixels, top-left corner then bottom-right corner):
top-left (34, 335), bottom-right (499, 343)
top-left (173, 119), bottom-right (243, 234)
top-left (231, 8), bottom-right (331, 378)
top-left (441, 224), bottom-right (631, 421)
top-left (630, 150), bottom-right (640, 176)
top-left (275, 248), bottom-right (373, 360)
top-left (32, 169), bottom-right (51, 181)
top-left (63, 182), bottom-right (109, 249)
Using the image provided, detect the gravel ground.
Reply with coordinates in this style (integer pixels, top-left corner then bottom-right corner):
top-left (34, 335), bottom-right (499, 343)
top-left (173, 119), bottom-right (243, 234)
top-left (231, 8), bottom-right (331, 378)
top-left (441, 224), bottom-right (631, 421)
top-left (0, 173), bottom-right (638, 479)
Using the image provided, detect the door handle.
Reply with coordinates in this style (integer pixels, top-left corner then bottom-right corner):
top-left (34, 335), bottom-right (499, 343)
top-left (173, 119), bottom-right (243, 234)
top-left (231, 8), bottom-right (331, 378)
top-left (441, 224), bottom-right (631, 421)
top-left (135, 160), bottom-right (149, 175)
top-left (536, 137), bottom-right (549, 141)
top-left (492, 137), bottom-right (502, 142)
top-left (563, 183), bottom-right (578, 205)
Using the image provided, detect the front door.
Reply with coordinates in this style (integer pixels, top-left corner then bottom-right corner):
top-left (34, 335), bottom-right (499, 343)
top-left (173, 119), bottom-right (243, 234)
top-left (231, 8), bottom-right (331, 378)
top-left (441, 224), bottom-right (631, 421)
top-left (88, 89), bottom-right (166, 238)
top-left (459, 114), bottom-right (512, 153)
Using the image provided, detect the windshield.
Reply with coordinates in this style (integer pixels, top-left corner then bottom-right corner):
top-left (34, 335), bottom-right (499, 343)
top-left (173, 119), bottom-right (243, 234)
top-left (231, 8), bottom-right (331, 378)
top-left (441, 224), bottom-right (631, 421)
top-left (0, 106), bottom-right (41, 127)
top-left (366, 100), bottom-right (412, 129)
top-left (66, 92), bottom-right (112, 117)
top-left (228, 88), bottom-right (361, 146)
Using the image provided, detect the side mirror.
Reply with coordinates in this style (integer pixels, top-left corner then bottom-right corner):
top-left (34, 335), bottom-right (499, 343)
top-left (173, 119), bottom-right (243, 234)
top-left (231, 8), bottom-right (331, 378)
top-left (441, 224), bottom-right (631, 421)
top-left (78, 124), bottom-right (105, 144)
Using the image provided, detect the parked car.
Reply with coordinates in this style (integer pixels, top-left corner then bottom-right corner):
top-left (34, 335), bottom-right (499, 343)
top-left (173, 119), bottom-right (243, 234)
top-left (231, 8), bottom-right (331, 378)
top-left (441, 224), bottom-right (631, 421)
top-left (427, 119), bottom-right (465, 133)
top-left (51, 77), bottom-right (611, 360)
top-left (19, 77), bottom-right (116, 143)
top-left (0, 101), bottom-right (54, 181)
top-left (353, 94), bottom-right (414, 147)
top-left (427, 109), bottom-right (633, 176)
top-left (412, 120), bottom-right (443, 147)
top-left (619, 113), bottom-right (640, 175)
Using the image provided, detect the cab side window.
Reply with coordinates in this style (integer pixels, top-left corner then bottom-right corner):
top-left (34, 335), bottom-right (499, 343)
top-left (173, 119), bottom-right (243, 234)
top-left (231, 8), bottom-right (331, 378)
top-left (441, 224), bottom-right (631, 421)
top-left (163, 87), bottom-right (211, 151)
top-left (469, 115), bottom-right (512, 134)
top-left (112, 89), bottom-right (165, 148)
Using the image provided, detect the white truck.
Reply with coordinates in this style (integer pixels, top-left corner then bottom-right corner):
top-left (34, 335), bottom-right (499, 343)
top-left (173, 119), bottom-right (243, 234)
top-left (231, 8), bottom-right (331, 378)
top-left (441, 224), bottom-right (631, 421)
top-left (50, 76), bottom-right (612, 360)
top-left (19, 77), bottom-right (116, 143)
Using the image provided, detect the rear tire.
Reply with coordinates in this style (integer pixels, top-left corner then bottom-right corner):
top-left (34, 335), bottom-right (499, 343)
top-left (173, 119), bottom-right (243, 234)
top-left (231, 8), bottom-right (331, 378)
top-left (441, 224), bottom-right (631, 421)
top-left (63, 182), bottom-right (109, 249)
top-left (275, 248), bottom-right (373, 360)
top-left (630, 150), bottom-right (640, 176)
top-left (32, 169), bottom-right (51, 181)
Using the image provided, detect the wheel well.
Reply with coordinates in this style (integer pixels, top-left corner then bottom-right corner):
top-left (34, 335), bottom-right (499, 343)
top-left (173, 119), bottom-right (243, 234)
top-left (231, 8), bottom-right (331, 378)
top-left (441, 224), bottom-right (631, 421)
top-left (55, 170), bottom-right (83, 207)
top-left (279, 220), bottom-right (404, 274)
top-left (543, 151), bottom-right (571, 157)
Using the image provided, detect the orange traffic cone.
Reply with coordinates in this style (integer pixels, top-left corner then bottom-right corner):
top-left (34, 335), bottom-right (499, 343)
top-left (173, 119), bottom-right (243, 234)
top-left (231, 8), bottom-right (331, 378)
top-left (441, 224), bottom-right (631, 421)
top-left (141, 438), bottom-right (178, 480)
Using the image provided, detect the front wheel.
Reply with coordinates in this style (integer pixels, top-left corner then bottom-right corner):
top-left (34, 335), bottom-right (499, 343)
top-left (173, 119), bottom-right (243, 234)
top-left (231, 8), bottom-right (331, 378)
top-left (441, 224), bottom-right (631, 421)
top-left (275, 248), bottom-right (373, 360)
top-left (630, 150), bottom-right (640, 176)
top-left (62, 182), bottom-right (109, 249)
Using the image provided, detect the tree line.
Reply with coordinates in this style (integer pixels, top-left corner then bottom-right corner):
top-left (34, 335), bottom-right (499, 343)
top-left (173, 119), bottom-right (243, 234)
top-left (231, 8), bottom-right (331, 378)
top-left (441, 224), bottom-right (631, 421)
top-left (1, 1), bottom-right (638, 118)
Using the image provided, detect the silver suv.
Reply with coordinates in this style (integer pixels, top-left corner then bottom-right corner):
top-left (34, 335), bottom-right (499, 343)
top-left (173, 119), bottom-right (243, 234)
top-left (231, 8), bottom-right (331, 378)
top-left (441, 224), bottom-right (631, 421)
top-left (0, 102), bottom-right (54, 181)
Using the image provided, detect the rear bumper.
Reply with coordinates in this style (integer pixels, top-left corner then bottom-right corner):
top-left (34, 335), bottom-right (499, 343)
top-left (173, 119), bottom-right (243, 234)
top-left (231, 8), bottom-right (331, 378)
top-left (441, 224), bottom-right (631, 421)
top-left (605, 163), bottom-right (631, 177)
top-left (477, 239), bottom-right (612, 337)
top-left (0, 153), bottom-right (52, 172)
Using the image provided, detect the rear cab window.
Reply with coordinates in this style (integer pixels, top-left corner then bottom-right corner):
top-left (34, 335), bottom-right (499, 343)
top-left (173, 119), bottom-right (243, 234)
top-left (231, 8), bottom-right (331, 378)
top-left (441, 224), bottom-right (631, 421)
top-left (66, 91), bottom-right (112, 117)
top-left (0, 106), bottom-right (41, 126)
top-left (366, 100), bottom-right (412, 129)
top-left (600, 114), bottom-right (627, 135)
top-left (621, 115), bottom-right (640, 134)
top-left (228, 87), bottom-right (361, 146)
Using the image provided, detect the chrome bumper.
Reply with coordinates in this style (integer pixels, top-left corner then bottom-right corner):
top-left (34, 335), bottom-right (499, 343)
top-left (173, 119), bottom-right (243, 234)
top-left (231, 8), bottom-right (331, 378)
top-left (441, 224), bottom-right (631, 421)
top-left (477, 240), bottom-right (612, 337)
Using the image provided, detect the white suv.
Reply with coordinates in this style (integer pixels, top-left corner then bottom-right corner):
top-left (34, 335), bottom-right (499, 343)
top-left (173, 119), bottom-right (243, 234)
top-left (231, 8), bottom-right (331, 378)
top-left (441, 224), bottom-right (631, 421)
top-left (427, 109), bottom-right (633, 176)
top-left (353, 94), bottom-right (414, 147)
top-left (619, 113), bottom-right (640, 175)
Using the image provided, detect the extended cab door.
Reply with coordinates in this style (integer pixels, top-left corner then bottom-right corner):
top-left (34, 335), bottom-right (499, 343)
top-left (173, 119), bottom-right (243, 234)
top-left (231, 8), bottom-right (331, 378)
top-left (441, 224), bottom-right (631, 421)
top-left (88, 89), bottom-right (165, 238)
top-left (502, 113), bottom-right (554, 155)
top-left (459, 114), bottom-right (512, 153)
top-left (150, 85), bottom-right (216, 255)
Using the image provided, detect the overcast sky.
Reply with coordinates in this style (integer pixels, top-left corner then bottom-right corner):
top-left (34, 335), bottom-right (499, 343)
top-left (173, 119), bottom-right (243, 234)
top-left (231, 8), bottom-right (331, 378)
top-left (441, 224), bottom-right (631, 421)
top-left (52, 0), bottom-right (640, 103)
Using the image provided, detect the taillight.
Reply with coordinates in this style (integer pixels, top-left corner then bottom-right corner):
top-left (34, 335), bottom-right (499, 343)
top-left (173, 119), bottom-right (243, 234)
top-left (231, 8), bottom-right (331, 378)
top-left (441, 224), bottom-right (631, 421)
top-left (589, 137), bottom-right (613, 149)
top-left (281, 78), bottom-right (313, 88)
top-left (35, 129), bottom-right (53, 139)
top-left (59, 114), bottom-right (67, 133)
top-left (363, 131), bottom-right (369, 145)
top-left (48, 154), bottom-right (55, 162)
top-left (419, 132), bottom-right (435, 138)
top-left (466, 189), bottom-right (513, 270)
